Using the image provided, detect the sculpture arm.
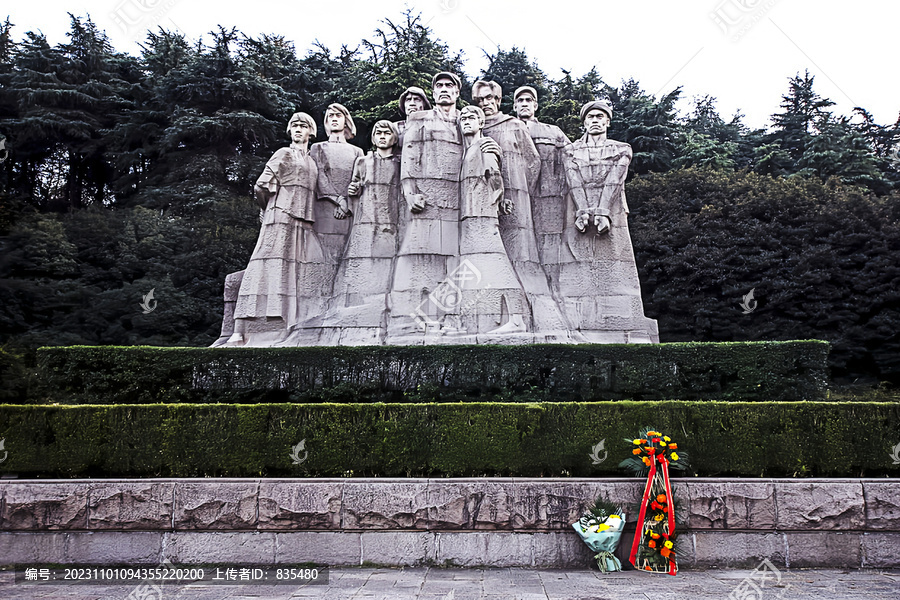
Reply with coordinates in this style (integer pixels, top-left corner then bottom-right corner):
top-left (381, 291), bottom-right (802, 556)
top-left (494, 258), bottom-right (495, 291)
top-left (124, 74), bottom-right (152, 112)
top-left (254, 149), bottom-right (286, 210)
top-left (596, 144), bottom-right (632, 217)
top-left (564, 147), bottom-right (588, 212)
top-left (521, 129), bottom-right (541, 198)
top-left (401, 171), bottom-right (425, 213)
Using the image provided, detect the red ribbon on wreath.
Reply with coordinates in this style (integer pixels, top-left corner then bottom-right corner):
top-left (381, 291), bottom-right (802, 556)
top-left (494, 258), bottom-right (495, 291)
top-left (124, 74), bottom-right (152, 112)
top-left (629, 451), bottom-right (677, 576)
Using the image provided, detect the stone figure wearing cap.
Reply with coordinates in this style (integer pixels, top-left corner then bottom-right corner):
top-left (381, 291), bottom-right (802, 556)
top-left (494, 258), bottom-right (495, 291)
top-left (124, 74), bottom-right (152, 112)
top-left (514, 86), bottom-right (574, 304)
top-left (387, 71), bottom-right (465, 340)
top-left (315, 120), bottom-right (402, 345)
top-left (223, 112), bottom-right (331, 346)
top-left (310, 103), bottom-right (364, 269)
top-left (559, 100), bottom-right (659, 343)
top-left (472, 80), bottom-right (570, 339)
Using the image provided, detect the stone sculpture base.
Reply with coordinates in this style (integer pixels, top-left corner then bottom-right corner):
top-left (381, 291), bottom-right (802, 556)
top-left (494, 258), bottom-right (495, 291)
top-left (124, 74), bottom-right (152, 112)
top-left (214, 268), bottom-right (659, 347)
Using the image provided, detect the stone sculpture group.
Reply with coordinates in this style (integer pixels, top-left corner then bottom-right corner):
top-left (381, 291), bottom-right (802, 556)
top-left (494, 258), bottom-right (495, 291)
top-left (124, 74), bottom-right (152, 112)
top-left (214, 72), bottom-right (658, 347)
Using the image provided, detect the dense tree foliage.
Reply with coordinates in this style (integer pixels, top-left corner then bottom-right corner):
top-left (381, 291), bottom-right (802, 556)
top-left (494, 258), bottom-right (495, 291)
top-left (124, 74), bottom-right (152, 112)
top-left (0, 12), bottom-right (898, 385)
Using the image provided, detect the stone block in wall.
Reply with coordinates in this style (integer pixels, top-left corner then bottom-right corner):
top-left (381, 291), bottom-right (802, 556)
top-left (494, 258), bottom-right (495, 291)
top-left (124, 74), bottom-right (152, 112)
top-left (774, 481), bottom-right (864, 530)
top-left (861, 532), bottom-right (900, 568)
top-left (862, 482), bottom-right (900, 530)
top-left (0, 532), bottom-right (68, 565)
top-left (0, 483), bottom-right (88, 530)
top-left (258, 480), bottom-right (341, 530)
top-left (342, 480), bottom-right (428, 529)
top-left (434, 531), bottom-right (533, 567)
top-left (88, 482), bottom-right (174, 530)
top-left (686, 481), bottom-right (776, 530)
top-left (532, 531), bottom-right (593, 568)
top-left (426, 480), bottom-right (516, 530)
top-left (360, 531), bottom-right (435, 566)
top-left (692, 532), bottom-right (785, 569)
top-left (275, 531), bottom-right (359, 565)
top-left (173, 481), bottom-right (257, 530)
top-left (65, 531), bottom-right (163, 564)
top-left (167, 531), bottom-right (276, 564)
top-left (784, 531), bottom-right (861, 568)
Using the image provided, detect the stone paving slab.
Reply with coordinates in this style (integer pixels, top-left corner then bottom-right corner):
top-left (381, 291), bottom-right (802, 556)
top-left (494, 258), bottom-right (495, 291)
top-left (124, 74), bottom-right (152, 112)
top-left (2, 567), bottom-right (899, 599)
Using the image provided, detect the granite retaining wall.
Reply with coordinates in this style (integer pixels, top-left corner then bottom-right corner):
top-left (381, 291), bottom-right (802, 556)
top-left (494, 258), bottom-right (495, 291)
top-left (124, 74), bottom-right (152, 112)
top-left (1, 478), bottom-right (898, 569)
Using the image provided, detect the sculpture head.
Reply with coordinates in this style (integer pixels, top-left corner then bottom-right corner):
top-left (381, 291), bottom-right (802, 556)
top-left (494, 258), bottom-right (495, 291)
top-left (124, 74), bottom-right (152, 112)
top-left (399, 86), bottom-right (432, 116)
top-left (472, 80), bottom-right (502, 117)
top-left (286, 112), bottom-right (316, 145)
top-left (431, 71), bottom-right (461, 107)
top-left (371, 120), bottom-right (399, 149)
top-left (324, 103), bottom-right (357, 140)
top-left (458, 105), bottom-right (485, 136)
top-left (580, 100), bottom-right (613, 137)
top-left (513, 86), bottom-right (538, 120)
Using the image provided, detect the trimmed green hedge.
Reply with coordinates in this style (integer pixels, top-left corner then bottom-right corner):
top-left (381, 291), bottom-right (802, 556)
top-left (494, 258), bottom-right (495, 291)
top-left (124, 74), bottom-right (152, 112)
top-left (1, 401), bottom-right (897, 478)
top-left (34, 341), bottom-right (830, 405)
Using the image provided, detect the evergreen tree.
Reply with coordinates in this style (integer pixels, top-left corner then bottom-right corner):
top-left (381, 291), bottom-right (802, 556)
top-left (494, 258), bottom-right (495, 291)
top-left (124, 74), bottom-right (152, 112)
top-left (348, 9), bottom-right (466, 129)
top-left (769, 70), bottom-right (835, 162)
top-left (608, 80), bottom-right (680, 174)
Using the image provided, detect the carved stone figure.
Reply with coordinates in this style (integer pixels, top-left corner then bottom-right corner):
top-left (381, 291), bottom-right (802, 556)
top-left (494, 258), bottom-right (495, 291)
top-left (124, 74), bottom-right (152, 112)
top-left (456, 105), bottom-right (531, 339)
top-left (560, 100), bottom-right (659, 343)
top-left (214, 79), bottom-right (661, 347)
top-left (225, 113), bottom-right (332, 346)
top-left (317, 120), bottom-right (402, 345)
top-left (473, 80), bottom-right (571, 340)
top-left (514, 86), bottom-right (574, 299)
top-left (396, 86), bottom-right (432, 141)
top-left (387, 72), bottom-right (466, 341)
top-left (309, 103), bottom-right (364, 267)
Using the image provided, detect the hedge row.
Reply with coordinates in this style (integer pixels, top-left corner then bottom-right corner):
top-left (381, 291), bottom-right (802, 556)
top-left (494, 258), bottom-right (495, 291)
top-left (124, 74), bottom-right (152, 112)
top-left (1, 401), bottom-right (897, 478)
top-left (34, 341), bottom-right (830, 405)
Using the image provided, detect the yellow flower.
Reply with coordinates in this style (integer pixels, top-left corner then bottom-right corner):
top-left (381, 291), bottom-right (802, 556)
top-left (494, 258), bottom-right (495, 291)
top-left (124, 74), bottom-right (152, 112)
top-left (647, 431), bottom-right (660, 437)
top-left (670, 452), bottom-right (680, 461)
top-left (607, 514), bottom-right (621, 520)
top-left (660, 441), bottom-right (667, 447)
top-left (664, 436), bottom-right (671, 442)
top-left (596, 524), bottom-right (610, 531)
top-left (654, 513), bottom-right (665, 521)
top-left (633, 439), bottom-right (642, 445)
top-left (664, 540), bottom-right (674, 549)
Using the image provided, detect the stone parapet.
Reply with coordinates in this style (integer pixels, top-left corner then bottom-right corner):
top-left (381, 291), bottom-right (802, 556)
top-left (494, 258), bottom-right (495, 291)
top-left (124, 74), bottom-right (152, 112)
top-left (1, 478), bottom-right (897, 568)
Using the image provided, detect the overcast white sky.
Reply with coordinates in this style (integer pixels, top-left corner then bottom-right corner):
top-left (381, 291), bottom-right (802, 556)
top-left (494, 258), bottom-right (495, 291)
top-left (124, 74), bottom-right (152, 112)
top-left (5, 0), bottom-right (899, 130)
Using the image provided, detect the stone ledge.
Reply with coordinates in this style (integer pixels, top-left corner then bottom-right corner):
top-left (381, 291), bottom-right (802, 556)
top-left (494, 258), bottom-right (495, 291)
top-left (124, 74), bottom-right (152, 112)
top-left (2, 478), bottom-right (897, 534)
top-left (2, 531), bottom-right (898, 569)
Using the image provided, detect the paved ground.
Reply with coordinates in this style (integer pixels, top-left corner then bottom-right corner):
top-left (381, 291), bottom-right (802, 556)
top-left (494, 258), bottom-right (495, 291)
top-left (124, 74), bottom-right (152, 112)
top-left (2, 567), bottom-right (899, 599)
